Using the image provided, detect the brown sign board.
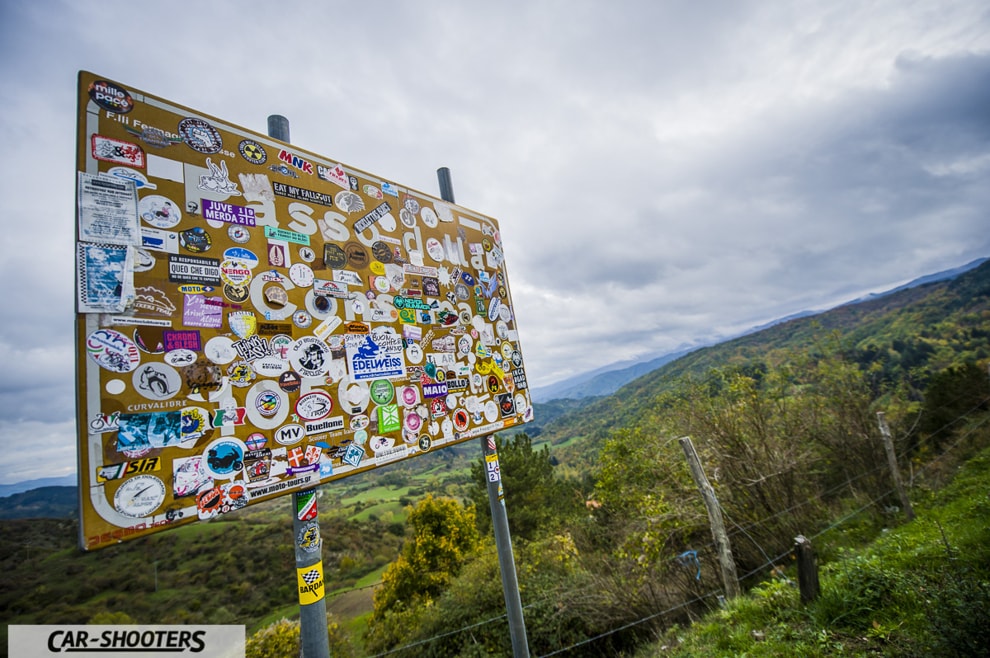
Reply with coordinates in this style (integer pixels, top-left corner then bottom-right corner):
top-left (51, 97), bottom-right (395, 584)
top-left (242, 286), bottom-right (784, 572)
top-left (75, 71), bottom-right (533, 551)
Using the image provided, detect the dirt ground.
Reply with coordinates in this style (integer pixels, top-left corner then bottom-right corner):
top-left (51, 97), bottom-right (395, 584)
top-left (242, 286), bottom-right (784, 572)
top-left (327, 586), bottom-right (376, 618)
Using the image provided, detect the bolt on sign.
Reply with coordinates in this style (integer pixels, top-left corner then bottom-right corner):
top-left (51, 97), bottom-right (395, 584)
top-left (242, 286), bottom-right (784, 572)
top-left (75, 72), bottom-right (534, 551)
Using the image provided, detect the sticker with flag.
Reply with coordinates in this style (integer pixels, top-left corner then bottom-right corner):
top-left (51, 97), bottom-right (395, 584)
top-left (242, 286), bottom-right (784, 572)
top-left (296, 489), bottom-right (318, 521)
top-left (297, 562), bottom-right (325, 605)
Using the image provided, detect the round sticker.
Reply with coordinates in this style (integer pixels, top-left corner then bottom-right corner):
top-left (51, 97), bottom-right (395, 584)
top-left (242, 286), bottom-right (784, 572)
top-left (278, 370), bottom-right (302, 393)
top-left (350, 414), bottom-right (370, 430)
top-left (399, 208), bottom-right (416, 228)
top-left (484, 400), bottom-right (499, 422)
top-left (255, 390), bottom-right (282, 417)
top-left (399, 385), bottom-right (419, 407)
top-left (220, 260), bottom-right (252, 286)
top-left (227, 360), bottom-right (256, 388)
top-left (275, 423), bottom-right (306, 446)
top-left (405, 343), bottom-right (424, 364)
top-left (204, 336), bottom-right (236, 364)
top-left (89, 79), bottom-right (134, 114)
top-left (173, 456), bottom-right (209, 497)
top-left (405, 412), bottom-right (422, 432)
top-left (425, 238), bottom-right (445, 261)
top-left (86, 328), bottom-right (141, 373)
top-left (345, 243), bottom-right (368, 268)
top-left (178, 117), bottom-right (223, 154)
top-left (224, 283), bottom-right (250, 303)
top-left (164, 349), bottom-right (197, 367)
top-left (132, 362), bottom-right (182, 400)
top-left (296, 391), bottom-right (333, 420)
top-left (288, 337), bottom-right (331, 377)
top-left (335, 191), bottom-right (365, 213)
top-left (228, 224), bottom-right (251, 243)
top-left (420, 207), bottom-right (438, 228)
top-left (203, 437), bottom-right (247, 479)
top-left (180, 227), bottom-right (212, 252)
top-left (177, 407), bottom-right (209, 443)
top-left (369, 379), bottom-right (395, 405)
top-left (106, 379), bottom-right (126, 395)
top-left (113, 475), bottom-right (166, 518)
top-left (238, 139), bottom-right (268, 165)
top-left (418, 435), bottom-right (432, 452)
top-left (299, 246), bottom-right (316, 263)
top-left (371, 241), bottom-right (393, 264)
top-left (453, 408), bottom-right (469, 431)
top-left (378, 213), bottom-right (397, 233)
top-left (289, 263), bottom-right (314, 287)
top-left (293, 310), bottom-right (312, 328)
top-left (245, 433), bottom-right (267, 450)
top-left (338, 377), bottom-right (370, 414)
top-left (139, 195), bottom-right (181, 229)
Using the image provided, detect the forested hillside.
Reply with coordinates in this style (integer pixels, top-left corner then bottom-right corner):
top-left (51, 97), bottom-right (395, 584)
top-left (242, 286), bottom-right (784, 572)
top-left (3, 259), bottom-right (988, 657)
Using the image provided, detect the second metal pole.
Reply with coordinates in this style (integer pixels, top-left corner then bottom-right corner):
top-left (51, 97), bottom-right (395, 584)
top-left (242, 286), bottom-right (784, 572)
top-left (438, 167), bottom-right (529, 657)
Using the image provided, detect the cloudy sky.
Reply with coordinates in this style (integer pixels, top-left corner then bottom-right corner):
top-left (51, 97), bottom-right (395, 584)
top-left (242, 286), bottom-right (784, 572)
top-left (1, 1), bottom-right (988, 484)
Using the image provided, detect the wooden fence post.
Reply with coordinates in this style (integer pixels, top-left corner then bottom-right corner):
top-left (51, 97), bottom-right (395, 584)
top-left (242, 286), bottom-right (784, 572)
top-left (876, 412), bottom-right (916, 521)
top-left (794, 535), bottom-right (820, 604)
top-left (679, 436), bottom-right (741, 599)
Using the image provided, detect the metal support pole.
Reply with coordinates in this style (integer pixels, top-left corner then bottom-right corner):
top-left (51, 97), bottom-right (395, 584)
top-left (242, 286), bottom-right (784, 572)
top-left (437, 168), bottom-right (529, 657)
top-left (268, 114), bottom-right (331, 658)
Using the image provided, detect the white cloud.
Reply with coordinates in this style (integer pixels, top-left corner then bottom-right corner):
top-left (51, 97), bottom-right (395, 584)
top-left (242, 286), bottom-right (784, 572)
top-left (0, 0), bottom-right (988, 483)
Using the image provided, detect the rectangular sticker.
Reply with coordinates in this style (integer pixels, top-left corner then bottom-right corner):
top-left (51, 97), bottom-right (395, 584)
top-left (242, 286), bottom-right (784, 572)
top-left (272, 181), bottom-right (333, 207)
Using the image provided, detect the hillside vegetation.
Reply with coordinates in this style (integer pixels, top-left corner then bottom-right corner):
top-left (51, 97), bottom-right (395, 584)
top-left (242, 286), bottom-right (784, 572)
top-left (2, 260), bottom-right (988, 657)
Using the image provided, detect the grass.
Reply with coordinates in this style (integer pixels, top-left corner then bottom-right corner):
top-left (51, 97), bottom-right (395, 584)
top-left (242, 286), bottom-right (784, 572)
top-left (639, 445), bottom-right (990, 657)
top-left (349, 500), bottom-right (407, 523)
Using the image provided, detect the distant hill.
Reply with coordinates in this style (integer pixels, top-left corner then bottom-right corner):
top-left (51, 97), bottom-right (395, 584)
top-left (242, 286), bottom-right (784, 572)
top-left (530, 347), bottom-right (698, 402)
top-left (538, 257), bottom-right (990, 462)
top-left (533, 257), bottom-right (988, 403)
top-left (0, 474), bottom-right (76, 498)
top-left (0, 486), bottom-right (77, 520)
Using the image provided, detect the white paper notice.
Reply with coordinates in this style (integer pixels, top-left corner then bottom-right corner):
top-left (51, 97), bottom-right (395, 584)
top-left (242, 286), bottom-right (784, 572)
top-left (78, 172), bottom-right (140, 245)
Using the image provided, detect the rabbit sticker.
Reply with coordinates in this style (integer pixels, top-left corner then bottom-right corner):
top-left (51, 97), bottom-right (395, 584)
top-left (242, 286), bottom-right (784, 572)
top-left (198, 158), bottom-right (241, 196)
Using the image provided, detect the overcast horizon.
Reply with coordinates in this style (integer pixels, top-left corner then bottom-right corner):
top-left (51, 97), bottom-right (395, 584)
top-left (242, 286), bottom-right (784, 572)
top-left (1, 1), bottom-right (988, 484)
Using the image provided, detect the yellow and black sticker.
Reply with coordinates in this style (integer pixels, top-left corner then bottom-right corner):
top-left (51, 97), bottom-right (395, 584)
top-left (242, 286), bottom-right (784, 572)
top-left (296, 562), bottom-right (325, 605)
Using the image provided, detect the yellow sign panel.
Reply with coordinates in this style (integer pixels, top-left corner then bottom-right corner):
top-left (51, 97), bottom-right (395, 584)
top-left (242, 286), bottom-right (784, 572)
top-left (296, 562), bottom-right (326, 605)
top-left (75, 72), bottom-right (533, 551)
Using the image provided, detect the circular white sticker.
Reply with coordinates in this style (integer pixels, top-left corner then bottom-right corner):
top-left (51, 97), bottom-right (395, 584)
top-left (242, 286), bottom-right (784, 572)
top-left (164, 349), bottom-right (198, 367)
top-left (204, 336), bottom-right (237, 364)
top-left (421, 206), bottom-right (439, 228)
top-left (86, 328), bottom-right (141, 373)
top-left (132, 362), bottom-right (182, 400)
top-left (113, 475), bottom-right (166, 518)
top-left (289, 263), bottom-right (315, 287)
top-left (139, 195), bottom-right (181, 229)
top-left (288, 337), bottom-right (332, 377)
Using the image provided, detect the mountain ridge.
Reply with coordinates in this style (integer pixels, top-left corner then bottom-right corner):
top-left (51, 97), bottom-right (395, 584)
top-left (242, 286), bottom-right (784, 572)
top-left (532, 256), bottom-right (988, 402)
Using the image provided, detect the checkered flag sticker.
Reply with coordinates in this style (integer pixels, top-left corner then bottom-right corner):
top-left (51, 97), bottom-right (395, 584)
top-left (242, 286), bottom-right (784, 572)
top-left (302, 569), bottom-right (321, 585)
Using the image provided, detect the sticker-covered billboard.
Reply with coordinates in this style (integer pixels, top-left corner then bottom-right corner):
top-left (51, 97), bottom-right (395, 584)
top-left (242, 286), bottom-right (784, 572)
top-left (75, 72), bottom-right (533, 551)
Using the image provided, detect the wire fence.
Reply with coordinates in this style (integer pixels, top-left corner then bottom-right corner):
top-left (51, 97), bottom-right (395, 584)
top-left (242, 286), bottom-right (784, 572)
top-left (361, 398), bottom-right (989, 657)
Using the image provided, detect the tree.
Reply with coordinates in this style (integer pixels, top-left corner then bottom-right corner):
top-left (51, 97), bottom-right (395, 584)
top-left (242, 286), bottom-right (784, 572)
top-left (920, 362), bottom-right (990, 450)
top-left (469, 433), bottom-right (582, 542)
top-left (365, 496), bottom-right (480, 653)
